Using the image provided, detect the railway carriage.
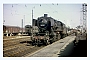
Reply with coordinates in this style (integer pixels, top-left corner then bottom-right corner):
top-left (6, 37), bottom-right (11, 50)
top-left (25, 25), bottom-right (32, 35)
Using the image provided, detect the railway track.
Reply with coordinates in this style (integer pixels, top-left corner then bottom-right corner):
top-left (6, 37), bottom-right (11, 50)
top-left (3, 36), bottom-right (71, 57)
top-left (3, 37), bottom-right (30, 48)
top-left (3, 43), bottom-right (44, 57)
top-left (3, 37), bottom-right (45, 57)
top-left (4, 44), bottom-right (33, 57)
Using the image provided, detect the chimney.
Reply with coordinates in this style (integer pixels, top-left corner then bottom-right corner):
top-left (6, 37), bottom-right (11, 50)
top-left (44, 14), bottom-right (48, 17)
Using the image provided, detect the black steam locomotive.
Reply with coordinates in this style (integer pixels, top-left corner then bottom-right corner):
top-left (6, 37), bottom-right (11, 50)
top-left (31, 14), bottom-right (68, 46)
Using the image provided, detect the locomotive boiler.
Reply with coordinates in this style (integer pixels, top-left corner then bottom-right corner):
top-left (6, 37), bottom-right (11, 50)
top-left (31, 14), bottom-right (67, 46)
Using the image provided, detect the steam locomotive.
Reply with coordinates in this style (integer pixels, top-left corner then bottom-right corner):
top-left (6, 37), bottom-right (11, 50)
top-left (31, 14), bottom-right (68, 46)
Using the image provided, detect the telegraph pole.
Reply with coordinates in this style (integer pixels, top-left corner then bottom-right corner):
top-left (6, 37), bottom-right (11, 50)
top-left (24, 15), bottom-right (25, 27)
top-left (32, 9), bottom-right (33, 26)
top-left (3, 20), bottom-right (5, 25)
top-left (31, 9), bottom-right (33, 38)
top-left (22, 19), bottom-right (23, 34)
top-left (82, 3), bottom-right (87, 33)
top-left (80, 10), bottom-right (83, 32)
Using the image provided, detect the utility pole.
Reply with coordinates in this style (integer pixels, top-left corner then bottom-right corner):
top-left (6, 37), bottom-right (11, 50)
top-left (24, 15), bottom-right (25, 27)
top-left (80, 10), bottom-right (83, 32)
top-left (22, 19), bottom-right (23, 34)
top-left (32, 9), bottom-right (33, 26)
top-left (31, 9), bottom-right (34, 38)
top-left (82, 3), bottom-right (87, 33)
top-left (3, 20), bottom-right (5, 25)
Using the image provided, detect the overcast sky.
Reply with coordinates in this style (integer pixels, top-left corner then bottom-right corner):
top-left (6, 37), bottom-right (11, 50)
top-left (3, 4), bottom-right (82, 28)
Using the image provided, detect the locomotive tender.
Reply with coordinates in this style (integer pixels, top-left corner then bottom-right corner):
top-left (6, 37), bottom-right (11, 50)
top-left (31, 14), bottom-right (68, 46)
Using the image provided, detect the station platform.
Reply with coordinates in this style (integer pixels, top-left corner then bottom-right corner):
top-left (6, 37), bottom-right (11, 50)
top-left (26, 36), bottom-right (76, 57)
top-left (26, 33), bottom-right (87, 57)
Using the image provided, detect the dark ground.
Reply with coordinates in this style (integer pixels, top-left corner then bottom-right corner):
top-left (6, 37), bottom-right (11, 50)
top-left (58, 33), bottom-right (87, 57)
top-left (58, 40), bottom-right (87, 57)
top-left (70, 40), bottom-right (87, 57)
